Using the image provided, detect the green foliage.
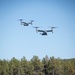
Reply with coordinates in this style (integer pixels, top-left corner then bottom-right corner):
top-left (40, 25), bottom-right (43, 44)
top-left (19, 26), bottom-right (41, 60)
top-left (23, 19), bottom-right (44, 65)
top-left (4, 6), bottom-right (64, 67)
top-left (0, 56), bottom-right (75, 75)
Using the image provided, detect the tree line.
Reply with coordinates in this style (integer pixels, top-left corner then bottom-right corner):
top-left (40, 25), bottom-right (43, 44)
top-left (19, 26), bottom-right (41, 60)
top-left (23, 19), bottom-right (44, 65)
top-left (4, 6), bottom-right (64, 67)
top-left (0, 55), bottom-right (75, 75)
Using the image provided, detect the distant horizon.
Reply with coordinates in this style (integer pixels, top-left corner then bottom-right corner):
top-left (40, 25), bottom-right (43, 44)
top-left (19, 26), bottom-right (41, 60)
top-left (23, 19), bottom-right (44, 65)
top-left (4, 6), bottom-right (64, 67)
top-left (0, 55), bottom-right (75, 60)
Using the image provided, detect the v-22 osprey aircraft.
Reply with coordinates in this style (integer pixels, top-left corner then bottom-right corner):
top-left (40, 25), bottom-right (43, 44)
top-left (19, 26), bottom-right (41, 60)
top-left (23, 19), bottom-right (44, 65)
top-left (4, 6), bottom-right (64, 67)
top-left (18, 19), bottom-right (34, 26)
top-left (33, 27), bottom-right (57, 35)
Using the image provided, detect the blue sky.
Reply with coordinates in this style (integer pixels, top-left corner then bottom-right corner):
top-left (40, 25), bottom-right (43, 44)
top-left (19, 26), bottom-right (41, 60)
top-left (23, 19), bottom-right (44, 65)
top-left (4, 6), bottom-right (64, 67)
top-left (0, 0), bottom-right (75, 60)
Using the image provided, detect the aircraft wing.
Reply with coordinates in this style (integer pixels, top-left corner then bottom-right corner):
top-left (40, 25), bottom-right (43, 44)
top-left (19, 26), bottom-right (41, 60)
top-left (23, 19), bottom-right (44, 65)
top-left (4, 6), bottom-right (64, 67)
top-left (38, 30), bottom-right (45, 32)
top-left (46, 30), bottom-right (52, 32)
